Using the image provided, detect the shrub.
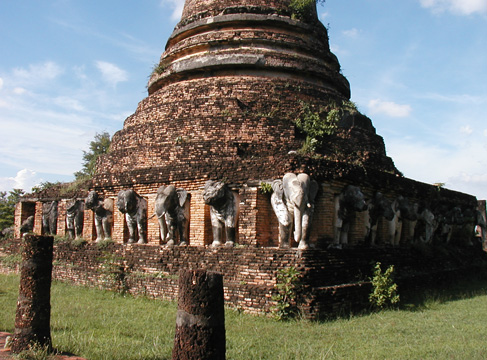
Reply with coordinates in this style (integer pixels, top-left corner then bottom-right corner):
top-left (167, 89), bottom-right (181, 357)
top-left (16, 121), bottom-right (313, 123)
top-left (369, 262), bottom-right (400, 309)
top-left (272, 266), bottom-right (301, 320)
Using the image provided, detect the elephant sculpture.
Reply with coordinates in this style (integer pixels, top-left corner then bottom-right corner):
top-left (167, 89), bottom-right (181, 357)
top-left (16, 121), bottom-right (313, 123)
top-left (203, 180), bottom-right (239, 247)
top-left (332, 185), bottom-right (368, 248)
top-left (155, 185), bottom-right (191, 246)
top-left (436, 206), bottom-right (463, 244)
top-left (415, 206), bottom-right (436, 244)
top-left (117, 189), bottom-right (148, 244)
top-left (387, 196), bottom-right (418, 246)
top-left (85, 190), bottom-right (113, 242)
top-left (20, 215), bottom-right (34, 234)
top-left (42, 201), bottom-right (58, 235)
top-left (66, 199), bottom-right (84, 240)
top-left (270, 173), bottom-right (318, 249)
top-left (364, 192), bottom-right (395, 246)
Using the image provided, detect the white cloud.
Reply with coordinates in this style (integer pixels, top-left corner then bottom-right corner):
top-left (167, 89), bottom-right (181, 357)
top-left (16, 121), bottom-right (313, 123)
top-left (53, 96), bottom-right (85, 111)
top-left (368, 99), bottom-right (412, 118)
top-left (13, 61), bottom-right (64, 83)
top-left (419, 0), bottom-right (487, 15)
top-left (460, 125), bottom-right (473, 135)
top-left (13, 87), bottom-right (26, 95)
top-left (95, 61), bottom-right (128, 86)
top-left (387, 135), bottom-right (487, 200)
top-left (160, 0), bottom-right (185, 21)
top-left (0, 77), bottom-right (3, 90)
top-left (343, 28), bottom-right (359, 38)
top-left (484, 130), bottom-right (487, 137)
top-left (422, 92), bottom-right (486, 105)
top-left (0, 169), bottom-right (40, 193)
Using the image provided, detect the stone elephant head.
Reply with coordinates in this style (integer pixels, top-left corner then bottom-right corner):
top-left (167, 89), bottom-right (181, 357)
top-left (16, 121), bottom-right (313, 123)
top-left (117, 189), bottom-right (148, 244)
top-left (66, 199), bottom-right (84, 240)
top-left (332, 185), bottom-right (367, 248)
top-left (203, 180), bottom-right (239, 247)
top-left (155, 185), bottom-right (191, 246)
top-left (271, 173), bottom-right (318, 249)
top-left (86, 190), bottom-right (113, 242)
top-left (42, 201), bottom-right (58, 235)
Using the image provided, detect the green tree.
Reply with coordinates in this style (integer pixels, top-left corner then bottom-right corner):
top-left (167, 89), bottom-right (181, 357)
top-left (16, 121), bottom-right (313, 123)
top-left (74, 132), bottom-right (111, 179)
top-left (0, 189), bottom-right (24, 232)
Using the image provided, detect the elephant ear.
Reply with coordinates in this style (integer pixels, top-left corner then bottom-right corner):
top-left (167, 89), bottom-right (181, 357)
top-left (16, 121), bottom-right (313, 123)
top-left (116, 190), bottom-right (126, 212)
top-left (271, 191), bottom-right (291, 227)
top-left (177, 189), bottom-right (189, 207)
top-left (271, 180), bottom-right (284, 200)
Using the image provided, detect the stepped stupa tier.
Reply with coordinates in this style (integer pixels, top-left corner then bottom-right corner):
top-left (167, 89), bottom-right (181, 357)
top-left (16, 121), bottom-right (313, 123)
top-left (94, 0), bottom-right (398, 188)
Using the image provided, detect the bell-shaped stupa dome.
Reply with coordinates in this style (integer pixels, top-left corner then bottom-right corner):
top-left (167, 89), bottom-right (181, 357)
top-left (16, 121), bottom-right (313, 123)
top-left (94, 0), bottom-right (397, 188)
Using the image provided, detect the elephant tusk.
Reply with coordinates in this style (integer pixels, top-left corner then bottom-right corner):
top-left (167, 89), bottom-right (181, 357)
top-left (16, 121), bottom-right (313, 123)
top-left (148, 213), bottom-right (158, 220)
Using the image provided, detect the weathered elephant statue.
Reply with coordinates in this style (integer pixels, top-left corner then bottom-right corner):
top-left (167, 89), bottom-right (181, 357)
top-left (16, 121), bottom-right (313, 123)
top-left (332, 185), bottom-right (368, 248)
top-left (85, 190), bottom-right (113, 242)
top-left (155, 185), bottom-right (191, 246)
top-left (66, 199), bottom-right (84, 240)
top-left (42, 201), bottom-right (58, 235)
top-left (435, 206), bottom-right (463, 244)
top-left (117, 189), bottom-right (148, 244)
top-left (270, 173), bottom-right (319, 249)
top-left (203, 180), bottom-right (239, 247)
top-left (387, 196), bottom-right (418, 246)
top-left (20, 215), bottom-right (34, 234)
top-left (415, 205), bottom-right (436, 244)
top-left (364, 192), bottom-right (395, 246)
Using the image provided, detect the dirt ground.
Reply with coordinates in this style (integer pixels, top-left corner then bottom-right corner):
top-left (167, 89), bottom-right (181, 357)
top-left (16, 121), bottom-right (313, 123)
top-left (0, 332), bottom-right (86, 360)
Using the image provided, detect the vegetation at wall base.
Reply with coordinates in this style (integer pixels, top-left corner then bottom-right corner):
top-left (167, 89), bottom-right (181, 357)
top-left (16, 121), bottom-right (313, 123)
top-left (2, 273), bottom-right (487, 359)
top-left (272, 266), bottom-right (301, 320)
top-left (369, 261), bottom-right (400, 309)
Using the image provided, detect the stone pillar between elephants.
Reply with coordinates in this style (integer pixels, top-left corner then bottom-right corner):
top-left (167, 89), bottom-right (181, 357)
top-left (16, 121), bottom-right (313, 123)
top-left (172, 269), bottom-right (225, 360)
top-left (10, 235), bottom-right (53, 353)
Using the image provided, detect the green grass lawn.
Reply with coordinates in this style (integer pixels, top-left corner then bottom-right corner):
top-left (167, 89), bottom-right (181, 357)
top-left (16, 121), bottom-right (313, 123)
top-left (2, 273), bottom-right (487, 359)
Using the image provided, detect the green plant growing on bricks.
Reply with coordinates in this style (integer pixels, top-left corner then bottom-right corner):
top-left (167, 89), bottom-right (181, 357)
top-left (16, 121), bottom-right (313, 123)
top-left (289, 0), bottom-right (326, 21)
top-left (369, 262), bottom-right (400, 309)
top-left (259, 182), bottom-right (273, 195)
top-left (294, 100), bottom-right (358, 154)
top-left (272, 266), bottom-right (301, 320)
top-left (98, 252), bottom-right (130, 294)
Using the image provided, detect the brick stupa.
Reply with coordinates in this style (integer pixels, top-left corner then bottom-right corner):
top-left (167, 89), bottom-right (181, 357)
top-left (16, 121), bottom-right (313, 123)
top-left (94, 0), bottom-right (398, 190)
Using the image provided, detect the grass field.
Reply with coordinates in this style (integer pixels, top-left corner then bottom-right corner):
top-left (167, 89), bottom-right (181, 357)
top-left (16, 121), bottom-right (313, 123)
top-left (2, 273), bottom-right (487, 359)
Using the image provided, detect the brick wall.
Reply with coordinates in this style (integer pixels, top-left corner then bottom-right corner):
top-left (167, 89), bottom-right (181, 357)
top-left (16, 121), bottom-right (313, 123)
top-left (2, 238), bottom-right (486, 319)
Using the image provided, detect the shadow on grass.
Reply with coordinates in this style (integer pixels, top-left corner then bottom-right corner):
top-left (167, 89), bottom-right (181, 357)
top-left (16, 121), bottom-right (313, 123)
top-left (399, 272), bottom-right (487, 312)
top-left (304, 268), bottom-right (487, 323)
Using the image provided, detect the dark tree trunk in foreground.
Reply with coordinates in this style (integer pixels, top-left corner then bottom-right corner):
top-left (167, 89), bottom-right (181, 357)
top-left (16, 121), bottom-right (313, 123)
top-left (10, 235), bottom-right (53, 353)
top-left (172, 269), bottom-right (225, 360)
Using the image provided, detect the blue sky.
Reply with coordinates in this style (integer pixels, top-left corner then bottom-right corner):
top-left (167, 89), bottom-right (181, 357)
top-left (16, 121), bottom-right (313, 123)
top-left (1, 0), bottom-right (486, 199)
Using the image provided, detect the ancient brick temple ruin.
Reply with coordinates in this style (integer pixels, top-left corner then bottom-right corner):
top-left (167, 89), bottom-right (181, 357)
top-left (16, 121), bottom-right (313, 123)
top-left (11, 0), bottom-right (487, 317)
